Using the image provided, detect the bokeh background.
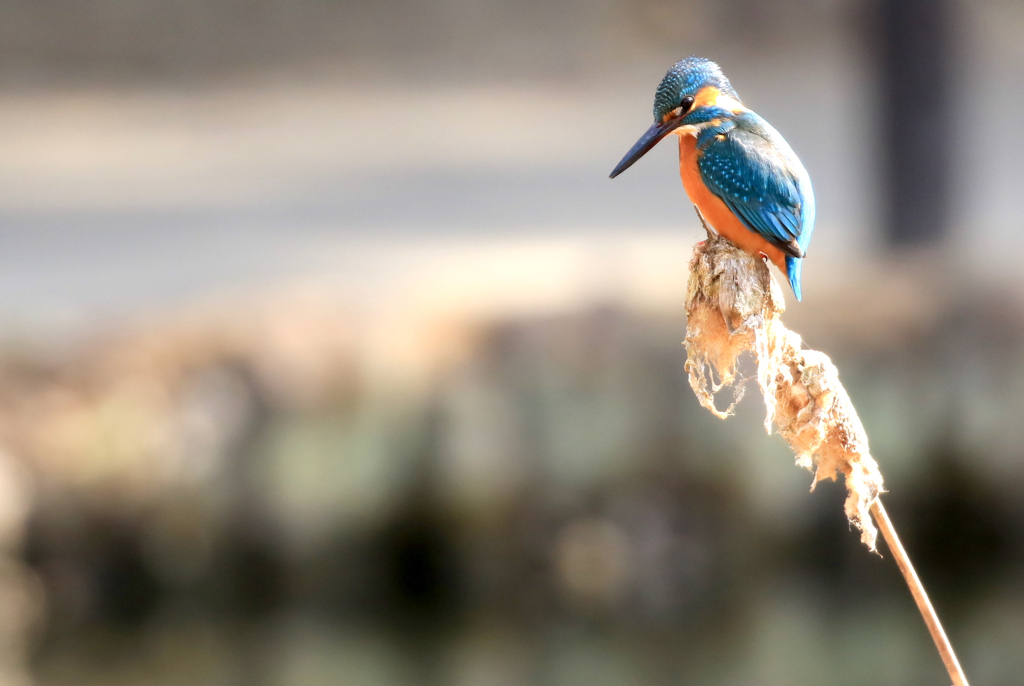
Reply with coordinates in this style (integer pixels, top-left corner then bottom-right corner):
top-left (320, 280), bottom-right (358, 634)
top-left (0, 0), bottom-right (1021, 684)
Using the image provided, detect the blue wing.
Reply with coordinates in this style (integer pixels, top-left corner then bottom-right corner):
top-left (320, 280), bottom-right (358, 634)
top-left (695, 115), bottom-right (811, 258)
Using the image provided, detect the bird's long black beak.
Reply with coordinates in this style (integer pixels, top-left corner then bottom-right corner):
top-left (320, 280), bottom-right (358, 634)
top-left (609, 118), bottom-right (682, 179)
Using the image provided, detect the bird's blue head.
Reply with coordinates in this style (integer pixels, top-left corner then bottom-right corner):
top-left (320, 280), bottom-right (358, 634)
top-left (610, 57), bottom-right (743, 178)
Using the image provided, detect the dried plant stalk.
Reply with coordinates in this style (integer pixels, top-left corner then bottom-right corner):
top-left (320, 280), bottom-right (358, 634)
top-left (684, 231), bottom-right (883, 547)
top-left (683, 228), bottom-right (969, 686)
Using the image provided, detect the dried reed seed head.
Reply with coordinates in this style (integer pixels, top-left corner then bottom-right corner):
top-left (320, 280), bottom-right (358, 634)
top-left (684, 235), bottom-right (884, 549)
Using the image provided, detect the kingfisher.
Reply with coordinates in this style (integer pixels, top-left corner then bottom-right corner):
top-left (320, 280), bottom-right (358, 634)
top-left (610, 57), bottom-right (815, 300)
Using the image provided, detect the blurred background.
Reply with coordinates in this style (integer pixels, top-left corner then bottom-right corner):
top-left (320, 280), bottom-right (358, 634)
top-left (0, 0), bottom-right (1021, 684)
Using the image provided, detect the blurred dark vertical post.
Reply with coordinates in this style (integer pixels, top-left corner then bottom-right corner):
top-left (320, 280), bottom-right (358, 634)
top-left (879, 0), bottom-right (955, 246)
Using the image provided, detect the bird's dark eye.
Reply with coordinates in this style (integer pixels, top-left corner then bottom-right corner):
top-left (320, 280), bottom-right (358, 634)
top-left (680, 95), bottom-right (695, 112)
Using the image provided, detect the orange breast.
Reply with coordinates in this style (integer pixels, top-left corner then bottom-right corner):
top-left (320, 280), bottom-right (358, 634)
top-left (677, 133), bottom-right (787, 274)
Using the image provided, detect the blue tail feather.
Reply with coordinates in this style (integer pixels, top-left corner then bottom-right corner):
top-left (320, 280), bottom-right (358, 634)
top-left (786, 256), bottom-right (803, 302)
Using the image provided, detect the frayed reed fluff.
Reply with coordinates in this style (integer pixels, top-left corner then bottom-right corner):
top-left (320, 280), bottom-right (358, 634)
top-left (681, 227), bottom-right (970, 686)
top-left (683, 231), bottom-right (884, 549)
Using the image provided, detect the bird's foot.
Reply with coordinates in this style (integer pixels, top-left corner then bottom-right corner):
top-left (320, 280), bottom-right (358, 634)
top-left (693, 206), bottom-right (716, 241)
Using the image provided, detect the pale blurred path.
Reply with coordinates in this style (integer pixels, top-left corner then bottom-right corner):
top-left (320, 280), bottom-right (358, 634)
top-left (0, 58), bottom-right (876, 334)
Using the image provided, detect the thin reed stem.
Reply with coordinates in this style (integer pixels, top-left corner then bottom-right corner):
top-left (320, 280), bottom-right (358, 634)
top-left (870, 499), bottom-right (969, 686)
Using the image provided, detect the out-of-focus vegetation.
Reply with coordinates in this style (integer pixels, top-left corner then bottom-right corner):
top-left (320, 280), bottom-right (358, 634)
top-left (3, 285), bottom-right (1023, 686)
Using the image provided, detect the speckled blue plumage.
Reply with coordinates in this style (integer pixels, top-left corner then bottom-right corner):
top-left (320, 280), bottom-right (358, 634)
top-left (694, 113), bottom-right (815, 301)
top-left (653, 57), bottom-right (739, 121)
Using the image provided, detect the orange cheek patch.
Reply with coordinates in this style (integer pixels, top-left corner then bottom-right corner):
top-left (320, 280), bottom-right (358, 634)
top-left (692, 86), bottom-right (722, 111)
top-left (692, 86), bottom-right (745, 114)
